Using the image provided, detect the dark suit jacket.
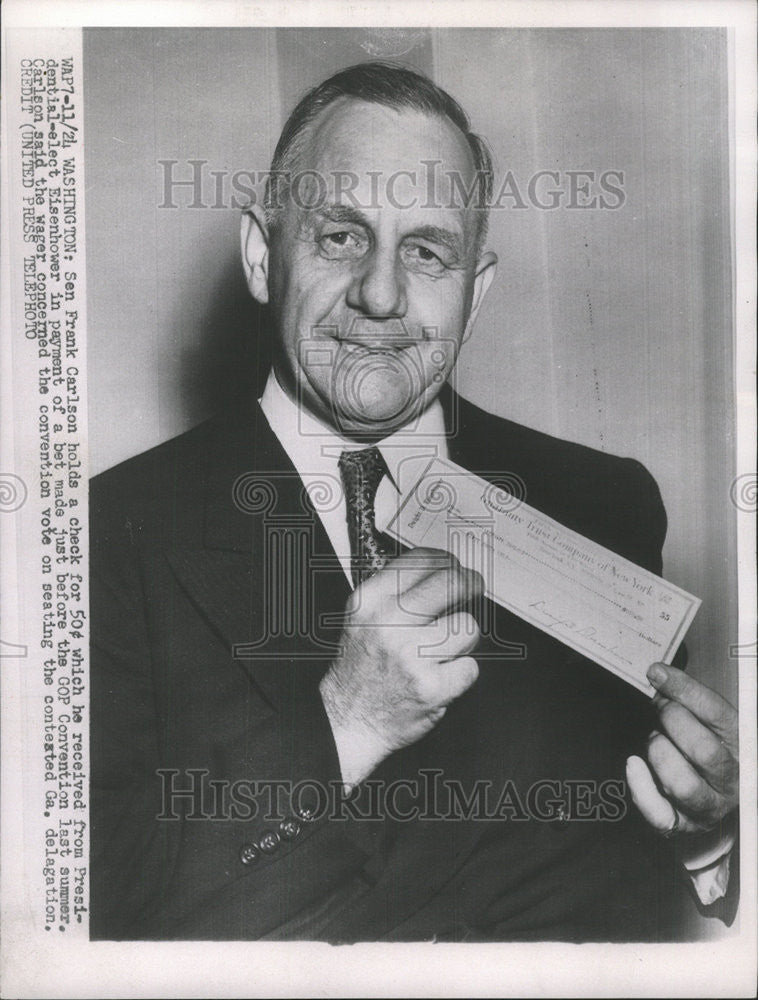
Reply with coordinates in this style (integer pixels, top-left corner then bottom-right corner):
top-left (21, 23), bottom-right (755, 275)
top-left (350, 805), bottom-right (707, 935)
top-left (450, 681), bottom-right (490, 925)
top-left (90, 384), bottom-right (713, 941)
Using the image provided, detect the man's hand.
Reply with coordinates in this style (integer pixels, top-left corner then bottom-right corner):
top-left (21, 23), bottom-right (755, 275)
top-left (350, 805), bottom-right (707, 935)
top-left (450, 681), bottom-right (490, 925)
top-left (627, 662), bottom-right (739, 838)
top-left (320, 547), bottom-right (484, 789)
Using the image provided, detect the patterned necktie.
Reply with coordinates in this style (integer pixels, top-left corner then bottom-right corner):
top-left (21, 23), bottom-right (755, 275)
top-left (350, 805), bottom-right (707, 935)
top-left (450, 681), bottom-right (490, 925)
top-left (338, 446), bottom-right (393, 586)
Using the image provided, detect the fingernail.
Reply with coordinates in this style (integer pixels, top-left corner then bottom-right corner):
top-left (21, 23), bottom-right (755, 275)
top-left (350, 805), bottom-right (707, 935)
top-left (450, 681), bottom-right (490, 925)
top-left (648, 663), bottom-right (667, 685)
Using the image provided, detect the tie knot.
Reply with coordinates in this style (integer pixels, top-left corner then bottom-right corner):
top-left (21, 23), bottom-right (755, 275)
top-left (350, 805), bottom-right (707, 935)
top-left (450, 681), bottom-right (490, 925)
top-left (338, 446), bottom-right (387, 506)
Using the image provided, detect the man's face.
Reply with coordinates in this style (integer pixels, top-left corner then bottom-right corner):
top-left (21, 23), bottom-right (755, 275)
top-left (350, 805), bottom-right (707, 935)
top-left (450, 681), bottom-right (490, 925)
top-left (261, 99), bottom-right (495, 439)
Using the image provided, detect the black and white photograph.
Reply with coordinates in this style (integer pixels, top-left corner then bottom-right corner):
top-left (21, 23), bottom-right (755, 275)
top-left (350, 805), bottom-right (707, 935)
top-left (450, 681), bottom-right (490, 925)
top-left (1, 2), bottom-right (755, 996)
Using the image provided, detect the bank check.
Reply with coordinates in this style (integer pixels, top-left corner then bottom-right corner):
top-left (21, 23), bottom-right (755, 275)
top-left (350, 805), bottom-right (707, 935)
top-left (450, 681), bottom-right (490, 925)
top-left (385, 457), bottom-right (701, 696)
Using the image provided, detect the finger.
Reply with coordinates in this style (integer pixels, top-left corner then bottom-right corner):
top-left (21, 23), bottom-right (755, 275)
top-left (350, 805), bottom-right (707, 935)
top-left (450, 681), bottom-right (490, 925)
top-left (646, 731), bottom-right (725, 826)
top-left (356, 548), bottom-right (457, 622)
top-left (647, 663), bottom-right (738, 755)
top-left (414, 612), bottom-right (481, 662)
top-left (372, 547), bottom-right (455, 595)
top-left (392, 546), bottom-right (458, 578)
top-left (626, 754), bottom-right (682, 834)
top-left (400, 561), bottom-right (483, 621)
top-left (657, 698), bottom-right (738, 796)
top-left (432, 655), bottom-right (480, 705)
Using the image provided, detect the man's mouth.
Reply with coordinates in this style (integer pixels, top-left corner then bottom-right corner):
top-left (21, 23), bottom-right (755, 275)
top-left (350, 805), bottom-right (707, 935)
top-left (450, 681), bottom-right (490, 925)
top-left (317, 316), bottom-right (422, 351)
top-left (338, 340), bottom-right (412, 354)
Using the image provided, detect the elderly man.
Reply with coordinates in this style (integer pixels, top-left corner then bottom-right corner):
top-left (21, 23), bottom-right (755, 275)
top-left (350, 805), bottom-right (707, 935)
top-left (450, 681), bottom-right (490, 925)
top-left (90, 62), bottom-right (738, 941)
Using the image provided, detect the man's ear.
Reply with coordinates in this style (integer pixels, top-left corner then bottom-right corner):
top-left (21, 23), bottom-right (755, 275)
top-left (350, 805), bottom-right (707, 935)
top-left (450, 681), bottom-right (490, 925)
top-left (240, 203), bottom-right (270, 305)
top-left (463, 251), bottom-right (497, 343)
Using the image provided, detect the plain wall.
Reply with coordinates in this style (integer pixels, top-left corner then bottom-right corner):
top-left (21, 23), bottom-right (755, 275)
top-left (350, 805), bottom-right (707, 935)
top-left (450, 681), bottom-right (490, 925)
top-left (83, 28), bottom-right (735, 703)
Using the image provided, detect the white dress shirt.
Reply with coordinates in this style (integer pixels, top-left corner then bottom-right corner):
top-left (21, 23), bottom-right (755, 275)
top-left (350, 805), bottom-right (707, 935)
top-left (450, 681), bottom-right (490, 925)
top-left (260, 369), bottom-right (448, 583)
top-left (258, 368), bottom-right (732, 908)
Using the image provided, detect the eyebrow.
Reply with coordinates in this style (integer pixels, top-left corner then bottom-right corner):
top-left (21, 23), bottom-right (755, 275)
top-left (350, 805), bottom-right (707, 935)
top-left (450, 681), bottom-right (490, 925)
top-left (406, 225), bottom-right (464, 259)
top-left (310, 205), bottom-right (465, 258)
top-left (311, 204), bottom-right (371, 228)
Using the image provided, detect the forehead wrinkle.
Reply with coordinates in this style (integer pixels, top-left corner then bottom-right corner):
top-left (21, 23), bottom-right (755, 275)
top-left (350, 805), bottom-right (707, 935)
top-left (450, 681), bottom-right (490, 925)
top-left (297, 98), bottom-right (476, 177)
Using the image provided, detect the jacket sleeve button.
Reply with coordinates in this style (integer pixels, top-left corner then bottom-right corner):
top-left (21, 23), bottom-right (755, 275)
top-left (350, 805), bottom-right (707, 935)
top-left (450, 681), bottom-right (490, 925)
top-left (549, 803), bottom-right (571, 830)
top-left (258, 830), bottom-right (281, 853)
top-left (295, 805), bottom-right (316, 822)
top-left (239, 843), bottom-right (260, 865)
top-left (278, 818), bottom-right (302, 840)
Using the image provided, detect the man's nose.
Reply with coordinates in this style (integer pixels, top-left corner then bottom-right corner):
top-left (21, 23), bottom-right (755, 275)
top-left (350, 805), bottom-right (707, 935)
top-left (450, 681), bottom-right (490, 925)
top-left (346, 249), bottom-right (407, 318)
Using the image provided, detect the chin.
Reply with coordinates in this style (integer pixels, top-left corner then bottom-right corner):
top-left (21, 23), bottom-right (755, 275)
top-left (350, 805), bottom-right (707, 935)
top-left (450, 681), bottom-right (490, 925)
top-left (334, 365), bottom-right (427, 423)
top-left (331, 389), bottom-right (431, 439)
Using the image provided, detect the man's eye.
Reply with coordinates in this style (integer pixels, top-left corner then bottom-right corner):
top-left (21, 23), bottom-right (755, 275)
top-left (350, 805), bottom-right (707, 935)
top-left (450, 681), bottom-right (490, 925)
top-left (402, 243), bottom-right (446, 275)
top-left (318, 230), bottom-right (367, 259)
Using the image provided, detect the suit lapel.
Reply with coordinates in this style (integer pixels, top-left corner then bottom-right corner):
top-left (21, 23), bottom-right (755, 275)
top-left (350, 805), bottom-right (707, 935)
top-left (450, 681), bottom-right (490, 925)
top-left (167, 392), bottom-right (351, 709)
